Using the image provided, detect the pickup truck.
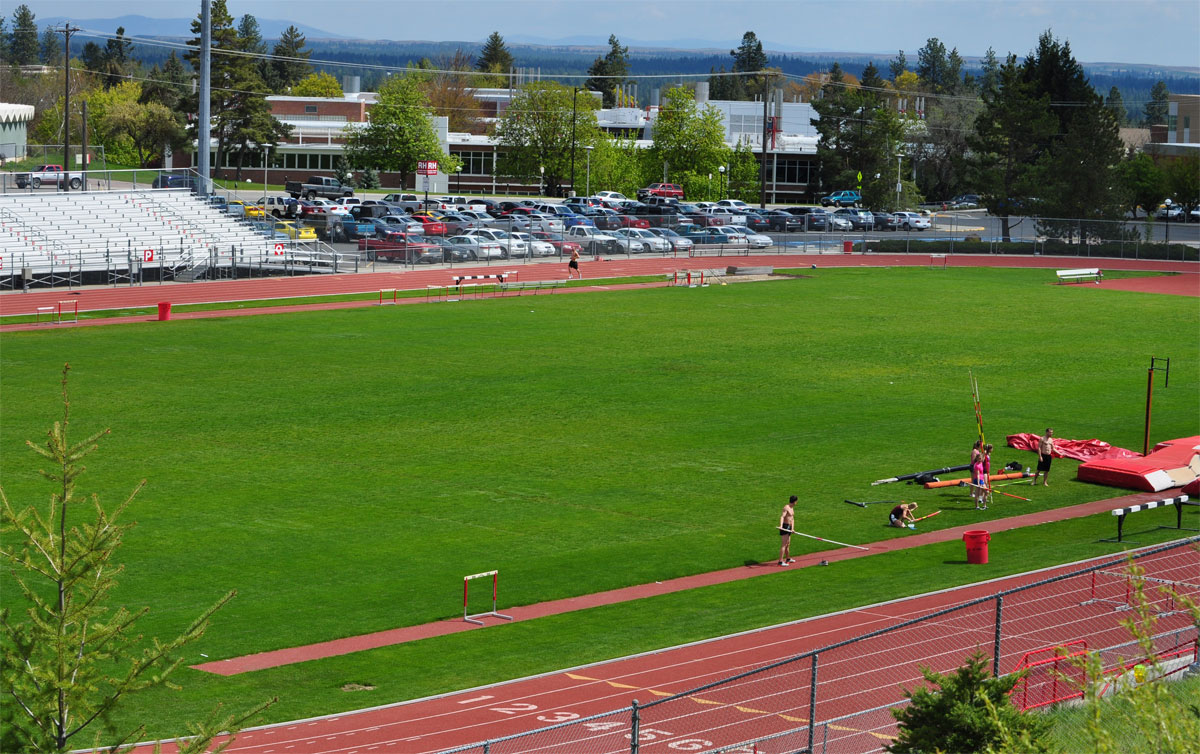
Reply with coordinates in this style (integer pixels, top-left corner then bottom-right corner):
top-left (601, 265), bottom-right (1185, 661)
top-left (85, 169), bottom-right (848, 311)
top-left (16, 164), bottom-right (83, 190)
top-left (819, 190), bottom-right (861, 207)
top-left (566, 225), bottom-right (645, 254)
top-left (285, 176), bottom-right (354, 200)
top-left (636, 183), bottom-right (685, 201)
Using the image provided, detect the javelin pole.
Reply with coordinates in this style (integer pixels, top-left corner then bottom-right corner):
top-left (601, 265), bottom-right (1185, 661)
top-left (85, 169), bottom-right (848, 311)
top-left (781, 528), bottom-right (870, 551)
top-left (959, 480), bottom-right (1031, 501)
top-left (970, 369), bottom-right (985, 445)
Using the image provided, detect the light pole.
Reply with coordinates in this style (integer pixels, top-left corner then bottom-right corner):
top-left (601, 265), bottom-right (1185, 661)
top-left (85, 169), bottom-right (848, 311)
top-left (539, 165), bottom-right (545, 198)
top-left (455, 164), bottom-right (462, 195)
top-left (262, 144), bottom-right (269, 199)
top-left (718, 165), bottom-right (726, 198)
top-left (583, 145), bottom-right (593, 197)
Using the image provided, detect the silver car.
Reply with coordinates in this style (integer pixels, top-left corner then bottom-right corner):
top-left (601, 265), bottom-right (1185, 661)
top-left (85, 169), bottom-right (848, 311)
top-left (647, 227), bottom-right (694, 254)
top-left (615, 228), bottom-right (670, 253)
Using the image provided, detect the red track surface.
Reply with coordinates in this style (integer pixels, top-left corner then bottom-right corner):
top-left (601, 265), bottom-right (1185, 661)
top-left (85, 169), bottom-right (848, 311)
top-left (3, 254), bottom-right (1196, 328)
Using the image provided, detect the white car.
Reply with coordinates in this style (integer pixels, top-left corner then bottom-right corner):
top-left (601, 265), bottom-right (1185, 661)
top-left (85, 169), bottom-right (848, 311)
top-left (447, 234), bottom-right (506, 260)
top-left (715, 226), bottom-right (772, 249)
top-left (698, 207), bottom-right (747, 226)
top-left (716, 199), bottom-right (751, 211)
top-left (616, 228), bottom-right (670, 253)
top-left (894, 212), bottom-right (931, 231)
top-left (828, 215), bottom-right (853, 231)
top-left (307, 198), bottom-right (351, 215)
top-left (1155, 204), bottom-right (1183, 221)
top-left (510, 232), bottom-right (556, 257)
top-left (465, 228), bottom-right (528, 257)
top-left (593, 191), bottom-right (629, 203)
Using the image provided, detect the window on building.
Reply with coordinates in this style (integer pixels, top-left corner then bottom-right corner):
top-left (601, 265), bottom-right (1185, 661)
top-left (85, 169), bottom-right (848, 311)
top-left (284, 153), bottom-right (296, 169)
top-left (773, 158), bottom-right (811, 185)
top-left (305, 105), bottom-right (318, 115)
top-left (728, 113), bottom-right (764, 135)
top-left (452, 150), bottom-right (494, 175)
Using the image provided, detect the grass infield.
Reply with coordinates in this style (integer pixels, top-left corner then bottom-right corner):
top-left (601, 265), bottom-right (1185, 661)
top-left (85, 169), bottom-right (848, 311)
top-left (1, 266), bottom-right (1197, 737)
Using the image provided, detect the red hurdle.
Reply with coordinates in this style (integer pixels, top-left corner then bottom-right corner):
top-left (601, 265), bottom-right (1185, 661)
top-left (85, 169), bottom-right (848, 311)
top-left (463, 570), bottom-right (513, 625)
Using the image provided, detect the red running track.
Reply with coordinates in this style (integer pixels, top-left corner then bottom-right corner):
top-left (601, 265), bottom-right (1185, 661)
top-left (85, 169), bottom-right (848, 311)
top-left (146, 531), bottom-right (1199, 754)
top-left (3, 253), bottom-right (1196, 323)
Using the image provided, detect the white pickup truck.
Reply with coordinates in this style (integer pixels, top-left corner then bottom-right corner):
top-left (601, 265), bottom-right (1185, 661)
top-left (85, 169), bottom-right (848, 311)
top-left (15, 164), bottom-right (83, 190)
top-left (566, 225), bottom-right (645, 254)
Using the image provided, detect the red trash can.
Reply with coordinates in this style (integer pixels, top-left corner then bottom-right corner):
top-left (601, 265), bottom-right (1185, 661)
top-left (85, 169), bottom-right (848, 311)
top-left (842, 240), bottom-right (853, 254)
top-left (157, 302), bottom-right (172, 321)
top-left (963, 530), bottom-right (990, 564)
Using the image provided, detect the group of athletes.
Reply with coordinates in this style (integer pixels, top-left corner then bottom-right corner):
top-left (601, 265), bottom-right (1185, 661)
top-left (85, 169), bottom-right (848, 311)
top-left (776, 429), bottom-right (1057, 566)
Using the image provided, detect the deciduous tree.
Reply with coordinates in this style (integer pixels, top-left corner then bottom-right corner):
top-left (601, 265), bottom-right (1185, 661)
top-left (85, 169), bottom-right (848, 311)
top-left (423, 50), bottom-right (482, 134)
top-left (495, 80), bottom-right (598, 196)
top-left (344, 74), bottom-right (451, 189)
top-left (650, 85), bottom-right (730, 184)
top-left (292, 71), bottom-right (344, 98)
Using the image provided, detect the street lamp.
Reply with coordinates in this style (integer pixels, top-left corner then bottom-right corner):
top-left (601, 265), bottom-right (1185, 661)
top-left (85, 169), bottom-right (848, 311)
top-left (718, 165), bottom-right (726, 198)
top-left (583, 145), bottom-right (593, 198)
top-left (455, 164), bottom-right (462, 195)
top-left (895, 154), bottom-right (903, 211)
top-left (262, 144), bottom-right (269, 199)
top-left (539, 165), bottom-right (545, 197)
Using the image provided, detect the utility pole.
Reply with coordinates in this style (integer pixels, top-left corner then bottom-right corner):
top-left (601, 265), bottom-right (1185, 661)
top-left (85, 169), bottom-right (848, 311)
top-left (760, 75), bottom-right (769, 209)
top-left (51, 22), bottom-right (81, 192)
top-left (570, 87), bottom-right (578, 197)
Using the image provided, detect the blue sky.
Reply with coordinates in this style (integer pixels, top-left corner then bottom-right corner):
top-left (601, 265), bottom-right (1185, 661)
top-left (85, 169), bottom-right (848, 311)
top-left (24, 0), bottom-right (1200, 68)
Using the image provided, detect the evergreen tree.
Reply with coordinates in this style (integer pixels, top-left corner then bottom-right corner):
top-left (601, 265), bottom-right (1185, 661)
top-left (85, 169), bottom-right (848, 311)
top-left (967, 54), bottom-right (1057, 241)
top-left (140, 50), bottom-right (189, 111)
top-left (915, 37), bottom-right (963, 95)
top-left (10, 4), bottom-right (39, 66)
top-left (859, 62), bottom-right (886, 100)
top-left (477, 31), bottom-right (514, 74)
top-left (888, 50), bottom-right (906, 82)
top-left (1105, 86), bottom-right (1126, 127)
top-left (80, 41), bottom-right (106, 77)
top-left (269, 25), bottom-right (312, 92)
top-left (101, 26), bottom-right (135, 87)
top-left (184, 0), bottom-right (288, 180)
top-left (0, 366), bottom-right (273, 752)
top-left (979, 47), bottom-right (1000, 97)
top-left (888, 651), bottom-right (1051, 754)
top-left (39, 27), bottom-right (60, 65)
top-left (725, 30), bottom-right (768, 101)
top-left (584, 35), bottom-right (630, 108)
top-left (1144, 80), bottom-right (1169, 125)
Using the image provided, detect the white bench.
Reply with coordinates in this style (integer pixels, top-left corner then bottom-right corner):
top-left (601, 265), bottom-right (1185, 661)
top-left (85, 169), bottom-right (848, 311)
top-left (1103, 494), bottom-right (1193, 542)
top-left (1056, 267), bottom-right (1102, 284)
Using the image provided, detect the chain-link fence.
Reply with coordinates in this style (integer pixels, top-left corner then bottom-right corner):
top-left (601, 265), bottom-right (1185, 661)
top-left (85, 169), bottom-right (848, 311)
top-left (439, 538), bottom-right (1199, 754)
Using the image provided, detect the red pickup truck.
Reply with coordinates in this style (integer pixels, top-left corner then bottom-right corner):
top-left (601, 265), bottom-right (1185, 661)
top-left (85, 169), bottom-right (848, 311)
top-left (16, 164), bottom-right (83, 190)
top-left (637, 183), bottom-right (684, 201)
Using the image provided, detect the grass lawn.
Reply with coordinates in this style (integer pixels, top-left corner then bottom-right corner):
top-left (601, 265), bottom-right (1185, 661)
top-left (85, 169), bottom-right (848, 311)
top-left (1, 267), bottom-right (1197, 738)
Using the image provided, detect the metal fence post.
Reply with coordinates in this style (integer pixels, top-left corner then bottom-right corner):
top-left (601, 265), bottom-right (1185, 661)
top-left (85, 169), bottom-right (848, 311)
top-left (630, 699), bottom-right (640, 754)
top-left (993, 595), bottom-right (1004, 677)
top-left (808, 653), bottom-right (820, 752)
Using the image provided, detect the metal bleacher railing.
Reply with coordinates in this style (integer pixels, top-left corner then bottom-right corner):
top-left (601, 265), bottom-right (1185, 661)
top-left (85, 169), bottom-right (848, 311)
top-left (439, 537), bottom-right (1200, 754)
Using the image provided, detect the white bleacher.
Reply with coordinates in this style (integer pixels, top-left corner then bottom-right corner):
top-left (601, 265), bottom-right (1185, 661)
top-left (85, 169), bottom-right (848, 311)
top-left (0, 189), bottom-right (279, 280)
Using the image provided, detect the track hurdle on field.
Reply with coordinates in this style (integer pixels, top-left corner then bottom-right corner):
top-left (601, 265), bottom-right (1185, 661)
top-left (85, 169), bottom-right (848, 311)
top-left (671, 270), bottom-right (706, 287)
top-left (1101, 494), bottom-right (1193, 543)
top-left (379, 288), bottom-right (397, 305)
top-left (57, 300), bottom-right (79, 323)
top-left (463, 570), bottom-right (513, 625)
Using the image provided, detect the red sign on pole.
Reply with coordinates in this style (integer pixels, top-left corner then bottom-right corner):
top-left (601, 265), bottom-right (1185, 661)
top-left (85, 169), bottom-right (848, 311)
top-left (418, 160), bottom-right (439, 176)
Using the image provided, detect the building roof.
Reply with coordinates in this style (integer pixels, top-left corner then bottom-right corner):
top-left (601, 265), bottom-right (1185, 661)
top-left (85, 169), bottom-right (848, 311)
top-left (0, 103), bottom-right (36, 124)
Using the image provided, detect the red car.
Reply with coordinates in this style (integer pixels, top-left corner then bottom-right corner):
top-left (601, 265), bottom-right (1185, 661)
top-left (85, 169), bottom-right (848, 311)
top-left (530, 231), bottom-right (583, 255)
top-left (617, 214), bottom-right (651, 229)
top-left (637, 183), bottom-right (685, 201)
top-left (406, 215), bottom-right (448, 236)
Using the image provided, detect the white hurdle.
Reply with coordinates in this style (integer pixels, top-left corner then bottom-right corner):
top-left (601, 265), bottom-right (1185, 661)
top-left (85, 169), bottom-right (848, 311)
top-left (463, 570), bottom-right (514, 625)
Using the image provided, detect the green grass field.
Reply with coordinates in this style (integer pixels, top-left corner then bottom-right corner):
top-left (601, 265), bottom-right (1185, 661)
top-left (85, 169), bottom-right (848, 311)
top-left (1, 267), bottom-right (1197, 737)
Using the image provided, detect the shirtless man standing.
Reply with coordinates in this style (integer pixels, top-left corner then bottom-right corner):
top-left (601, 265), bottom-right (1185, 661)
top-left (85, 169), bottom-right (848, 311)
top-left (1032, 428), bottom-right (1055, 486)
top-left (778, 495), bottom-right (797, 566)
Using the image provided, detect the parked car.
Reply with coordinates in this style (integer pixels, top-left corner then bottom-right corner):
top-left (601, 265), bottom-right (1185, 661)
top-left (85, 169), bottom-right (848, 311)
top-left (893, 211), bottom-right (931, 230)
top-left (363, 235), bottom-right (444, 264)
top-left (529, 231), bottom-right (582, 256)
top-left (832, 208), bottom-right (873, 231)
top-left (258, 196), bottom-right (296, 217)
top-left (150, 172), bottom-right (196, 191)
top-left (950, 193), bottom-right (981, 208)
top-left (285, 176), bottom-right (354, 200)
top-left (871, 211), bottom-right (900, 231)
top-left (306, 198), bottom-right (352, 215)
top-left (716, 199), bottom-right (751, 211)
top-left (565, 225), bottom-right (644, 253)
top-left (678, 203), bottom-right (725, 227)
top-left (509, 231), bottom-right (556, 257)
top-left (227, 200), bottom-right (266, 219)
top-left (827, 214), bottom-right (853, 231)
top-left (247, 220), bottom-right (288, 240)
top-left (647, 227), bottom-right (694, 254)
top-left (17, 164), bottom-right (84, 189)
top-left (418, 236), bottom-right (474, 263)
top-left (636, 183), bottom-right (685, 201)
top-left (715, 226), bottom-right (772, 249)
top-left (446, 234), bottom-right (506, 260)
top-left (697, 206), bottom-right (747, 226)
top-left (276, 221), bottom-right (317, 240)
top-left (783, 207), bottom-right (828, 231)
top-left (580, 207), bottom-right (624, 230)
top-left (464, 228), bottom-right (528, 257)
top-left (615, 228), bottom-right (671, 253)
top-left (758, 209), bottom-right (804, 232)
top-left (593, 190), bottom-right (629, 203)
top-left (682, 226), bottom-right (747, 246)
top-left (820, 190), bottom-right (861, 207)
top-left (1189, 207), bottom-right (1200, 223)
top-left (379, 215), bottom-right (427, 235)
top-left (735, 211), bottom-right (771, 233)
top-left (1155, 203), bottom-right (1184, 221)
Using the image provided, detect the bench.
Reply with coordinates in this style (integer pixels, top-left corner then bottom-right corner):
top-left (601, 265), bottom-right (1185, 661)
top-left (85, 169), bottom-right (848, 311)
top-left (1102, 494), bottom-right (1194, 543)
top-left (501, 279), bottom-right (566, 296)
top-left (1056, 267), bottom-right (1102, 284)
